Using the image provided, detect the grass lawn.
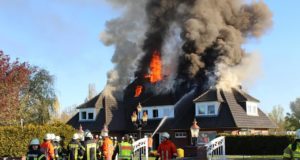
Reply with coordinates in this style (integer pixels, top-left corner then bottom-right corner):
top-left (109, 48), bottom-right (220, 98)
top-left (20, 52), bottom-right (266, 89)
top-left (225, 155), bottom-right (283, 159)
top-left (133, 155), bottom-right (283, 159)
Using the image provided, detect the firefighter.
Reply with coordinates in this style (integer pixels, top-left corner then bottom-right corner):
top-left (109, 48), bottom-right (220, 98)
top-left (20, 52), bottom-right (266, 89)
top-left (101, 132), bottom-right (114, 160)
top-left (283, 129), bottom-right (300, 160)
top-left (40, 133), bottom-right (55, 160)
top-left (115, 134), bottom-right (133, 160)
top-left (97, 136), bottom-right (104, 160)
top-left (82, 131), bottom-right (97, 160)
top-left (68, 133), bottom-right (84, 160)
top-left (26, 138), bottom-right (46, 160)
top-left (113, 137), bottom-right (117, 147)
top-left (53, 136), bottom-right (63, 160)
top-left (157, 132), bottom-right (177, 160)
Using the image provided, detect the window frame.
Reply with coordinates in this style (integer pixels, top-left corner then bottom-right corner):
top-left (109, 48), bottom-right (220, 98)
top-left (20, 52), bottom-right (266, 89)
top-left (153, 109), bottom-right (159, 118)
top-left (246, 101), bottom-right (259, 116)
top-left (79, 108), bottom-right (96, 121)
top-left (88, 112), bottom-right (94, 120)
top-left (142, 105), bottom-right (175, 119)
top-left (81, 111), bottom-right (87, 120)
top-left (195, 101), bottom-right (219, 116)
top-left (175, 132), bottom-right (187, 138)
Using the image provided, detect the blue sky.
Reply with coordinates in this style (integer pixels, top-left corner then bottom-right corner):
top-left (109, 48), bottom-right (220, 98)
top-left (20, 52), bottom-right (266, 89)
top-left (0, 0), bottom-right (299, 114)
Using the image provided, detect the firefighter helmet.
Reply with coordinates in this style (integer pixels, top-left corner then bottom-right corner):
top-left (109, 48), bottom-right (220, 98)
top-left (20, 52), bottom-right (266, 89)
top-left (54, 136), bottom-right (61, 142)
top-left (44, 133), bottom-right (52, 140)
top-left (73, 133), bottom-right (79, 140)
top-left (30, 138), bottom-right (40, 145)
top-left (161, 132), bottom-right (170, 139)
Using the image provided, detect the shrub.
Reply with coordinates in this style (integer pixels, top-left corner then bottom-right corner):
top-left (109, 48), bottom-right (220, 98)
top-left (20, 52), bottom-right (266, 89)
top-left (224, 135), bottom-right (294, 155)
top-left (0, 122), bottom-right (76, 157)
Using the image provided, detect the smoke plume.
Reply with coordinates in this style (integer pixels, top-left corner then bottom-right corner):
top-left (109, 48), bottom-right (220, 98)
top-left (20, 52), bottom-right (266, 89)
top-left (101, 0), bottom-right (272, 98)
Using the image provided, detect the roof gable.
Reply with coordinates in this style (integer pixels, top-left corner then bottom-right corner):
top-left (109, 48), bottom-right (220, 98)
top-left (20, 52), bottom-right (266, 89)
top-left (193, 88), bottom-right (224, 103)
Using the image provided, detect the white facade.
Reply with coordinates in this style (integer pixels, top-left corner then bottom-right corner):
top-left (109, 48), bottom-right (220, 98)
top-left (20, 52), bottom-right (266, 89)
top-left (141, 105), bottom-right (174, 119)
top-left (195, 101), bottom-right (220, 116)
top-left (246, 101), bottom-right (259, 116)
top-left (79, 108), bottom-right (96, 121)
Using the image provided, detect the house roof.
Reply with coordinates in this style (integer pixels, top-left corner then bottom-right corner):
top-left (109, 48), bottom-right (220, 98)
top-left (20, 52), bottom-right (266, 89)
top-left (160, 88), bottom-right (276, 130)
top-left (67, 93), bottom-right (127, 132)
top-left (68, 86), bottom-right (276, 133)
top-left (76, 93), bottom-right (102, 109)
top-left (141, 92), bottom-right (176, 107)
top-left (232, 88), bottom-right (260, 103)
top-left (221, 88), bottom-right (274, 128)
top-left (193, 88), bottom-right (224, 103)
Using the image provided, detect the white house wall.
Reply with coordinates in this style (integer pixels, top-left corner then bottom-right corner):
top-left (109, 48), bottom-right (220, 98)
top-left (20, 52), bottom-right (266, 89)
top-left (142, 105), bottom-right (174, 119)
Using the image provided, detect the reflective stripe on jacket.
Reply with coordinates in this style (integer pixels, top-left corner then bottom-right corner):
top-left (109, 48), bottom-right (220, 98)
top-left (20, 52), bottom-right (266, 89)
top-left (118, 142), bottom-right (133, 159)
top-left (53, 142), bottom-right (63, 160)
top-left (283, 143), bottom-right (300, 159)
top-left (82, 140), bottom-right (97, 160)
top-left (68, 140), bottom-right (84, 160)
top-left (26, 150), bottom-right (46, 160)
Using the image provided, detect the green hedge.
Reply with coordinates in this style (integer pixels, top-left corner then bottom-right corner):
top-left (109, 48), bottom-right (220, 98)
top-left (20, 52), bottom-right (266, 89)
top-left (0, 122), bottom-right (76, 157)
top-left (224, 135), bottom-right (294, 155)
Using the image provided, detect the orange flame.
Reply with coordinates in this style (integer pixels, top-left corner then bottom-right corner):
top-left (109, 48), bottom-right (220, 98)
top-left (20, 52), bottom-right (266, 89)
top-left (134, 85), bottom-right (143, 97)
top-left (146, 50), bottom-right (162, 83)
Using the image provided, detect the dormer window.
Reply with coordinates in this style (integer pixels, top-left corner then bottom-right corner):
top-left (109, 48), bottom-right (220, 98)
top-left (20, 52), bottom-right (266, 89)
top-left (195, 102), bottom-right (220, 116)
top-left (246, 101), bottom-right (258, 116)
top-left (79, 108), bottom-right (96, 121)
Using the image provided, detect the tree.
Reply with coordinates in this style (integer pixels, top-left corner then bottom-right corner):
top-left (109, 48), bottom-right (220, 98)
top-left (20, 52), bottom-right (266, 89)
top-left (268, 105), bottom-right (285, 132)
top-left (20, 68), bottom-right (56, 124)
top-left (0, 51), bottom-right (32, 125)
top-left (285, 98), bottom-right (300, 131)
top-left (59, 104), bottom-right (78, 123)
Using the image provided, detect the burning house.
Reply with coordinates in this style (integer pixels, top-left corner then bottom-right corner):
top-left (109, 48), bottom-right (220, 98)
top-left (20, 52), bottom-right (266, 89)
top-left (67, 0), bottom-right (276, 148)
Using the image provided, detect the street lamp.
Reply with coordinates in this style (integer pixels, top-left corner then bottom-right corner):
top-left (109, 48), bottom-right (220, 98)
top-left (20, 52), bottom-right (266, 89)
top-left (190, 119), bottom-right (200, 146)
top-left (131, 103), bottom-right (148, 138)
top-left (131, 102), bottom-right (148, 160)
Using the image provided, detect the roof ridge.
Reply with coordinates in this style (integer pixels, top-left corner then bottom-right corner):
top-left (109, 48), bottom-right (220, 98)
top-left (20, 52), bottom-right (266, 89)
top-left (233, 88), bottom-right (260, 102)
top-left (193, 89), bottom-right (211, 102)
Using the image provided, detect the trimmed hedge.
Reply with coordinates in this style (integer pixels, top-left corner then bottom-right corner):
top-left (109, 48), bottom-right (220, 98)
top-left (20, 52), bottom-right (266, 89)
top-left (0, 122), bottom-right (76, 157)
top-left (224, 135), bottom-right (294, 155)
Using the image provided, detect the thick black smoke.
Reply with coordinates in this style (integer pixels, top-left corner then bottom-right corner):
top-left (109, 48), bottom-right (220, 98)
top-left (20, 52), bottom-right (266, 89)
top-left (101, 0), bottom-right (272, 98)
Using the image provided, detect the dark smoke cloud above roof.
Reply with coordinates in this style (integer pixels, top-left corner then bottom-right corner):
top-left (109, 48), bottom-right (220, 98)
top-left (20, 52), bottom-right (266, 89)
top-left (100, 0), bottom-right (272, 98)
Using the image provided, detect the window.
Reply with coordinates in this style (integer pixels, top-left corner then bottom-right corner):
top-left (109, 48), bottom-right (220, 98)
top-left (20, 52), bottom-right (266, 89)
top-left (175, 132), bottom-right (187, 138)
top-left (246, 102), bottom-right (258, 116)
top-left (142, 106), bottom-right (174, 119)
top-left (207, 105), bottom-right (215, 115)
top-left (88, 112), bottom-right (94, 120)
top-left (195, 102), bottom-right (219, 116)
top-left (79, 109), bottom-right (96, 121)
top-left (81, 112), bottom-right (87, 120)
top-left (198, 105), bottom-right (206, 115)
top-left (153, 109), bottom-right (159, 118)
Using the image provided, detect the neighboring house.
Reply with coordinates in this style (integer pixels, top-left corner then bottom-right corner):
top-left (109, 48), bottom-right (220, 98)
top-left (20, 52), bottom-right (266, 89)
top-left (67, 86), bottom-right (276, 148)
